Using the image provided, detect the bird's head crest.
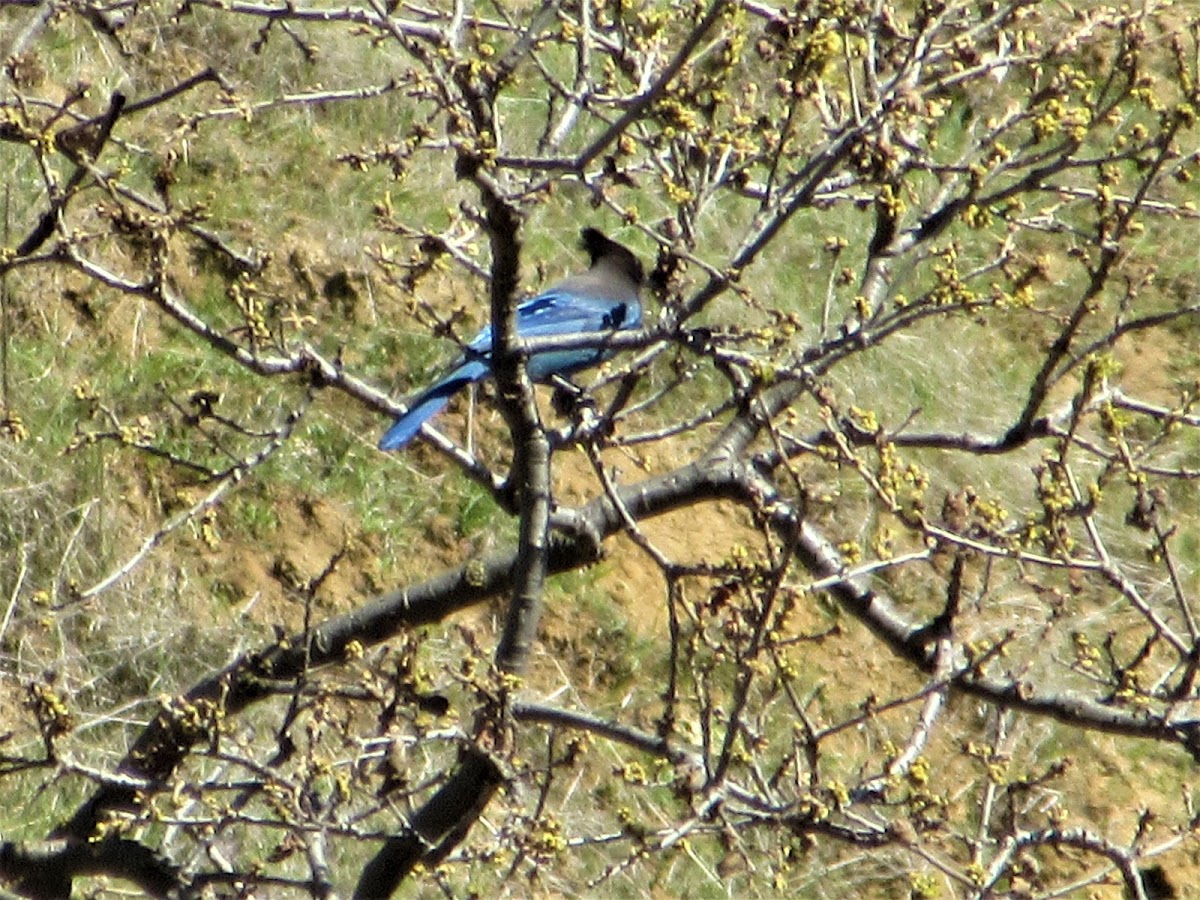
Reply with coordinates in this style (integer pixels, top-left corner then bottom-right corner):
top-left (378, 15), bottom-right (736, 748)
top-left (580, 227), bottom-right (645, 288)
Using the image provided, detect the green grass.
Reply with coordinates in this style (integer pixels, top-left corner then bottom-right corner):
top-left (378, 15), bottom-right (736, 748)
top-left (3, 4), bottom-right (1200, 897)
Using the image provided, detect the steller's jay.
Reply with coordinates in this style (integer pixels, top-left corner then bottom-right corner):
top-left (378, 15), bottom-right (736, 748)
top-left (379, 228), bottom-right (644, 450)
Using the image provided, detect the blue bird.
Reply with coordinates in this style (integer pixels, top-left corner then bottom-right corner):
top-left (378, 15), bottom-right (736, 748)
top-left (379, 228), bottom-right (644, 451)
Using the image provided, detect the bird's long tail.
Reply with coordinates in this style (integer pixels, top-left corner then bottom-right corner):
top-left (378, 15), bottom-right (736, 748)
top-left (378, 367), bottom-right (480, 450)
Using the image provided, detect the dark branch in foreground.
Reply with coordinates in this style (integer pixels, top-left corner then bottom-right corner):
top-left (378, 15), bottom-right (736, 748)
top-left (0, 838), bottom-right (184, 900)
top-left (50, 420), bottom-right (1200, 865)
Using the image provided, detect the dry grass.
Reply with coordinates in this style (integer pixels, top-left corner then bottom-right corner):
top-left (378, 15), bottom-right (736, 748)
top-left (3, 2), bottom-right (1200, 897)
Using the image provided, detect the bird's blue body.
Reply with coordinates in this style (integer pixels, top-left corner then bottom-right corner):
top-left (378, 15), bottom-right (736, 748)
top-left (379, 229), bottom-right (644, 451)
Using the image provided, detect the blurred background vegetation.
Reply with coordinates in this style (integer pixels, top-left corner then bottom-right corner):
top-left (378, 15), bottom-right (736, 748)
top-left (2, 0), bottom-right (1200, 897)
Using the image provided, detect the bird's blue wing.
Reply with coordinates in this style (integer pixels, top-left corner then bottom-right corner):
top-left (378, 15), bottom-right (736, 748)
top-left (381, 288), bottom-right (640, 451)
top-left (468, 288), bottom-right (640, 350)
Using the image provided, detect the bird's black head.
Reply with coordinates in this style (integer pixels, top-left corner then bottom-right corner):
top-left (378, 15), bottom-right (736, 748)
top-left (580, 227), bottom-right (645, 288)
